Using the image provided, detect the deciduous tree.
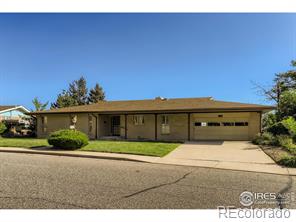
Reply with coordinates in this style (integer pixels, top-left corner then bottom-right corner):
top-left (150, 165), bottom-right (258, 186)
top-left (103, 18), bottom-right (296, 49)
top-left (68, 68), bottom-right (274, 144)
top-left (32, 97), bottom-right (49, 111)
top-left (253, 60), bottom-right (296, 120)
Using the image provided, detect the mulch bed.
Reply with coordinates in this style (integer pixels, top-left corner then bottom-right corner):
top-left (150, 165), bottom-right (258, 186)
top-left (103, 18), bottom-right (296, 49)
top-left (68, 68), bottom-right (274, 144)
top-left (260, 145), bottom-right (294, 163)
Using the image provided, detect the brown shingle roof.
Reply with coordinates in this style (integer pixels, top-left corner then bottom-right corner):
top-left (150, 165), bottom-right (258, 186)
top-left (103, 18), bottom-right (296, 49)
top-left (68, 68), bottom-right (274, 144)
top-left (30, 97), bottom-right (274, 115)
top-left (0, 105), bottom-right (17, 112)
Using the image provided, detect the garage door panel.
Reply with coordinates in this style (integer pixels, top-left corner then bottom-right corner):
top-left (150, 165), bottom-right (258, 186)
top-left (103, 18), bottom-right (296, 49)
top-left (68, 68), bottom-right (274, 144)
top-left (194, 127), bottom-right (248, 140)
top-left (193, 116), bottom-right (249, 141)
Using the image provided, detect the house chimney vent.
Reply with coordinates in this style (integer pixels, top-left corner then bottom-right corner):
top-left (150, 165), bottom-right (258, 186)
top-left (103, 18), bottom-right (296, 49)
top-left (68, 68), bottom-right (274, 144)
top-left (155, 96), bottom-right (167, 101)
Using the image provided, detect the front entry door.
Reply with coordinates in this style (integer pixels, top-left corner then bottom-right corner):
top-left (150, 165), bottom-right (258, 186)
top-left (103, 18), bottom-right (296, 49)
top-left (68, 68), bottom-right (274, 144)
top-left (111, 116), bottom-right (121, 136)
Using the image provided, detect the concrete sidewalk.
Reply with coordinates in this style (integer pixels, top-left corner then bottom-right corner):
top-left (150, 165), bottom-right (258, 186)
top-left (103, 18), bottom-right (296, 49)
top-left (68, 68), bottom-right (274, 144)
top-left (0, 147), bottom-right (160, 163)
top-left (0, 146), bottom-right (296, 176)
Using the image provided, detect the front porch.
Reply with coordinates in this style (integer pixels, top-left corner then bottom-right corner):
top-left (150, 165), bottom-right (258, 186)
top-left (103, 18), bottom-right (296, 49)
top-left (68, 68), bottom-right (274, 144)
top-left (87, 113), bottom-right (190, 142)
top-left (89, 114), bottom-right (126, 140)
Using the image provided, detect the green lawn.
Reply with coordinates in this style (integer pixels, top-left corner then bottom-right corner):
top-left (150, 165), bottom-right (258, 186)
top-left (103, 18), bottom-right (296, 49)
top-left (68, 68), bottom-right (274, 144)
top-left (81, 141), bottom-right (180, 157)
top-left (0, 137), bottom-right (49, 148)
top-left (0, 137), bottom-right (180, 157)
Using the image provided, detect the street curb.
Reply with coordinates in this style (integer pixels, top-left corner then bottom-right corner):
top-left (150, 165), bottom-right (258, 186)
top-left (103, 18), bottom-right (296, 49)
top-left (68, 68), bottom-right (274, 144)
top-left (0, 149), bottom-right (149, 163)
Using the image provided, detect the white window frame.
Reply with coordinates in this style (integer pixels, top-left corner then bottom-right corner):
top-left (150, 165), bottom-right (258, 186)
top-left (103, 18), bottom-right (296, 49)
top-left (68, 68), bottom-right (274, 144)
top-left (133, 115), bottom-right (144, 125)
top-left (41, 116), bottom-right (47, 133)
top-left (88, 115), bottom-right (93, 132)
top-left (161, 115), bottom-right (169, 125)
top-left (161, 115), bottom-right (170, 134)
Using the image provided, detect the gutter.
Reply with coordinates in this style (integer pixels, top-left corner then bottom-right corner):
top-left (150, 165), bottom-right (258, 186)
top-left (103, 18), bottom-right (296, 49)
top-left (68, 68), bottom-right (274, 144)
top-left (28, 107), bottom-right (275, 115)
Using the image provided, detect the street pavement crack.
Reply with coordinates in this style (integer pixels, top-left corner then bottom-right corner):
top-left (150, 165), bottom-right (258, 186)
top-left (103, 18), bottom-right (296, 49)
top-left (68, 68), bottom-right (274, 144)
top-left (0, 195), bottom-right (87, 209)
top-left (276, 172), bottom-right (293, 209)
top-left (123, 171), bottom-right (193, 198)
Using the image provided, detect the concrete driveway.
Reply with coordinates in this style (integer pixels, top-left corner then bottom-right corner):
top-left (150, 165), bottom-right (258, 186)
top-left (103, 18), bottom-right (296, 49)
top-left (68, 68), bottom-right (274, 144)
top-left (158, 141), bottom-right (295, 175)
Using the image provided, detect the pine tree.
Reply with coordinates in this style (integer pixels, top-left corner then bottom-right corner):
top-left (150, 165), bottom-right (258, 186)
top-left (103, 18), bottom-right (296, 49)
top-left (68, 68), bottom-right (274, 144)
top-left (88, 83), bottom-right (105, 104)
top-left (51, 90), bottom-right (77, 109)
top-left (51, 76), bottom-right (106, 108)
top-left (69, 76), bottom-right (88, 105)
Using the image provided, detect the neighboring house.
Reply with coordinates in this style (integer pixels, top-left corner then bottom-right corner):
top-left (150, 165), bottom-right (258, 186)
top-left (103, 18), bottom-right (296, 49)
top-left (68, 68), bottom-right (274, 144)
top-left (30, 97), bottom-right (274, 141)
top-left (0, 105), bottom-right (30, 123)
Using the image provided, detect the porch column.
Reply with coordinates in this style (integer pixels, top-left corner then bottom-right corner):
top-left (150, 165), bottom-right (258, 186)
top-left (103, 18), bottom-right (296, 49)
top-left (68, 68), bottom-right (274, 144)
top-left (155, 114), bottom-right (157, 141)
top-left (187, 113), bottom-right (191, 141)
top-left (259, 111), bottom-right (262, 135)
top-left (124, 114), bottom-right (127, 139)
top-left (96, 114), bottom-right (99, 139)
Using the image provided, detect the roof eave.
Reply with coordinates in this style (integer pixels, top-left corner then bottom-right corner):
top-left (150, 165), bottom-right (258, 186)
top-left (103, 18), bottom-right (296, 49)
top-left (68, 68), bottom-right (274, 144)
top-left (0, 105), bottom-right (30, 114)
top-left (29, 106), bottom-right (275, 115)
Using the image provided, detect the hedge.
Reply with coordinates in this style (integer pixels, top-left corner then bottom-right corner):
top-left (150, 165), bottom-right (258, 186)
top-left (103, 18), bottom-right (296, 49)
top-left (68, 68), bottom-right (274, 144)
top-left (48, 129), bottom-right (89, 150)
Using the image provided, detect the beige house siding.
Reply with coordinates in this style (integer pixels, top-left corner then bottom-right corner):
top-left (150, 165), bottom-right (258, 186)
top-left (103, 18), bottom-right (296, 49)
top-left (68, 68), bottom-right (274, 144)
top-left (125, 114), bottom-right (155, 140)
top-left (75, 114), bottom-right (90, 136)
top-left (37, 113), bottom-right (90, 138)
top-left (157, 114), bottom-right (188, 141)
top-left (37, 114), bottom-right (71, 138)
top-left (36, 111), bottom-right (261, 141)
top-left (98, 115), bottom-right (111, 137)
top-left (248, 112), bottom-right (261, 140)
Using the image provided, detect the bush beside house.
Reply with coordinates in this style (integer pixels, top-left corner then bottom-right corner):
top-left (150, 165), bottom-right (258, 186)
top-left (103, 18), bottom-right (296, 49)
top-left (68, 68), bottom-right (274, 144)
top-left (48, 129), bottom-right (89, 150)
top-left (252, 60), bottom-right (296, 168)
top-left (253, 60), bottom-right (296, 167)
top-left (0, 122), bottom-right (7, 135)
top-left (253, 117), bottom-right (296, 167)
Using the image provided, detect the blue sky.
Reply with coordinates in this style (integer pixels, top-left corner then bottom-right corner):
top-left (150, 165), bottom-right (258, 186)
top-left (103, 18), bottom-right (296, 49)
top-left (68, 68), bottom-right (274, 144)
top-left (0, 13), bottom-right (295, 110)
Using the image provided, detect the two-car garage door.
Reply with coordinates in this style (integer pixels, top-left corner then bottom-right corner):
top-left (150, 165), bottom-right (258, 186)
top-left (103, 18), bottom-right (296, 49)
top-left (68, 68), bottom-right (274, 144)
top-left (192, 113), bottom-right (253, 141)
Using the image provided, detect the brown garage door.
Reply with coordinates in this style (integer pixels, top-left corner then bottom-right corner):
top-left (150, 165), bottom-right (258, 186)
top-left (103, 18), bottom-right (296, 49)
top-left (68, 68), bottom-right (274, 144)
top-left (193, 117), bottom-right (249, 140)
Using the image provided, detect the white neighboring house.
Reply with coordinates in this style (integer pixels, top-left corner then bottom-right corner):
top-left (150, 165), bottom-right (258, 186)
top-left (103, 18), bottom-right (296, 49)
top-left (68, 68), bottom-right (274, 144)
top-left (0, 105), bottom-right (30, 124)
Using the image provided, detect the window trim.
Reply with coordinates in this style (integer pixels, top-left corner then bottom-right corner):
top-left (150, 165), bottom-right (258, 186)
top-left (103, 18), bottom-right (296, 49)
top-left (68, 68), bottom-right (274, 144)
top-left (207, 122), bottom-right (221, 127)
top-left (133, 115), bottom-right (144, 125)
top-left (161, 115), bottom-right (169, 125)
top-left (41, 116), bottom-right (47, 133)
top-left (161, 124), bottom-right (170, 135)
top-left (235, 122), bottom-right (249, 126)
top-left (222, 122), bottom-right (235, 126)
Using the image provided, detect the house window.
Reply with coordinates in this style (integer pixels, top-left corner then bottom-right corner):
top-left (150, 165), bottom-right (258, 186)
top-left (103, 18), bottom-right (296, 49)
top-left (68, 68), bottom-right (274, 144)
top-left (161, 124), bottom-right (170, 134)
top-left (41, 116), bottom-right (47, 133)
top-left (235, 122), bottom-right (249, 126)
top-left (207, 122), bottom-right (221, 126)
top-left (222, 122), bottom-right (235, 126)
top-left (133, 115), bottom-right (144, 125)
top-left (70, 115), bottom-right (77, 129)
top-left (195, 122), bottom-right (201, 126)
top-left (161, 115), bottom-right (169, 125)
top-left (161, 115), bottom-right (170, 134)
top-left (89, 115), bottom-right (93, 132)
top-left (194, 122), bottom-right (207, 126)
top-left (41, 116), bottom-right (47, 125)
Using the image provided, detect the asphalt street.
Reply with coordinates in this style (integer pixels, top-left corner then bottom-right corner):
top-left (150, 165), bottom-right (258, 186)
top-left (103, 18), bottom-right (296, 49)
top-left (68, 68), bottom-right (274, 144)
top-left (0, 153), bottom-right (295, 209)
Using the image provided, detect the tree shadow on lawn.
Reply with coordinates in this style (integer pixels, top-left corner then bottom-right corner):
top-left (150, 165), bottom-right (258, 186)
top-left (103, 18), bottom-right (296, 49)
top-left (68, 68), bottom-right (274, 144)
top-left (29, 146), bottom-right (81, 152)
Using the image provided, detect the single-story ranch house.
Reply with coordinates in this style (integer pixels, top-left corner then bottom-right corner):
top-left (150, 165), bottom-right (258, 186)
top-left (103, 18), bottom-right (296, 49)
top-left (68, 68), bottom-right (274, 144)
top-left (30, 97), bottom-right (274, 141)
